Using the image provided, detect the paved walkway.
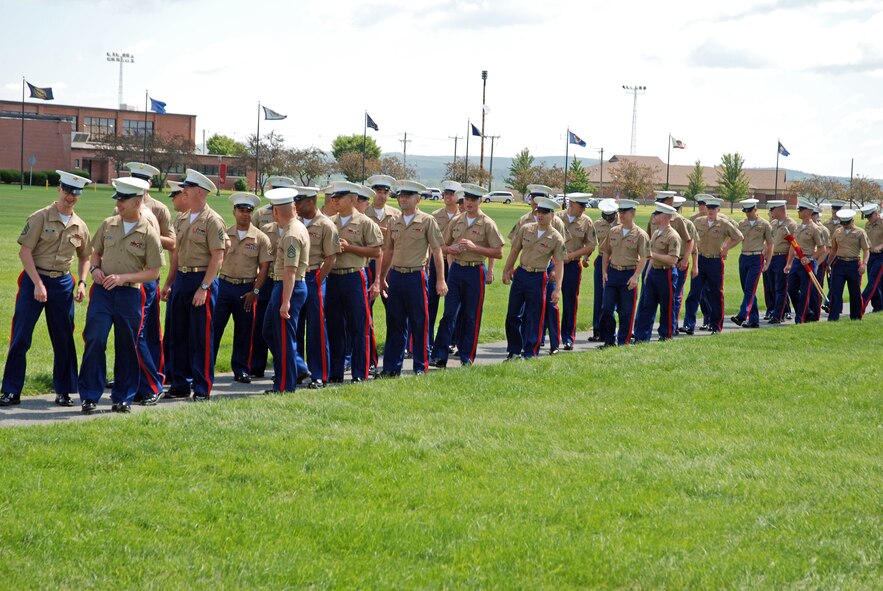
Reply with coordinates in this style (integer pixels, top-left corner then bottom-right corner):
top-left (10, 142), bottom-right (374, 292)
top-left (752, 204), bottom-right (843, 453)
top-left (1, 310), bottom-right (800, 428)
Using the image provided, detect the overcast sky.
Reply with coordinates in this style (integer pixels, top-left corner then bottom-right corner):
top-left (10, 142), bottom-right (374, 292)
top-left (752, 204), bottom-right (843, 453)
top-left (4, 0), bottom-right (883, 177)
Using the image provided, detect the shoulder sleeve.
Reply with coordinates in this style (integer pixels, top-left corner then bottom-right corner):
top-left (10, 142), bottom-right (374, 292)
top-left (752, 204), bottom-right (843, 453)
top-left (206, 213), bottom-right (228, 251)
top-left (92, 221), bottom-right (107, 257)
top-left (860, 230), bottom-right (871, 249)
top-left (366, 218), bottom-right (384, 247)
top-left (282, 234), bottom-right (299, 267)
top-left (585, 221), bottom-right (597, 247)
top-left (426, 217), bottom-right (442, 249)
top-left (322, 221), bottom-right (340, 258)
top-left (145, 228), bottom-right (164, 269)
top-left (487, 218), bottom-right (505, 248)
top-left (510, 225), bottom-right (524, 252)
top-left (727, 220), bottom-right (744, 241)
top-left (258, 232), bottom-right (274, 264)
top-left (639, 230), bottom-right (651, 257)
top-left (17, 210), bottom-right (45, 249)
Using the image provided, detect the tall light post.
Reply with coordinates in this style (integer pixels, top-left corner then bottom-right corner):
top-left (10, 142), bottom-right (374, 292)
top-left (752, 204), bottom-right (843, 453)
top-left (107, 52), bottom-right (135, 108)
top-left (622, 84), bottom-right (646, 155)
top-left (479, 70), bottom-right (488, 173)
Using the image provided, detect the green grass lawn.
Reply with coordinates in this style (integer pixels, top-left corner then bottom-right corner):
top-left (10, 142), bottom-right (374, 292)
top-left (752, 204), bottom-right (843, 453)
top-left (0, 183), bottom-right (788, 393)
top-left (0, 316), bottom-right (880, 588)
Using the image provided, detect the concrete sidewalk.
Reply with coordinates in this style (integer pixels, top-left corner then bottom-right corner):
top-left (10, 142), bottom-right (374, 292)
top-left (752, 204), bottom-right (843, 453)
top-left (0, 314), bottom-right (791, 428)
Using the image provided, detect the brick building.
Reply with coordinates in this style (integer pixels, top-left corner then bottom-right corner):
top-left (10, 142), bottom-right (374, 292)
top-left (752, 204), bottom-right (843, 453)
top-left (0, 99), bottom-right (253, 189)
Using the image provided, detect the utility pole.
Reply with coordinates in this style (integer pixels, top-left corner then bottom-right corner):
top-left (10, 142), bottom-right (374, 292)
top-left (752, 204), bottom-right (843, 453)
top-left (448, 135), bottom-right (461, 179)
top-left (622, 85), bottom-right (646, 155)
top-left (480, 70), bottom-right (488, 173)
top-left (486, 135), bottom-right (500, 191)
top-left (399, 132), bottom-right (411, 168)
top-left (598, 147), bottom-right (605, 197)
top-left (107, 52), bottom-right (135, 108)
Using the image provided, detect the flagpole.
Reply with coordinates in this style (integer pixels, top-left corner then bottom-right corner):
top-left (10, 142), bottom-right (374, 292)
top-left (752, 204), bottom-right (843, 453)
top-left (256, 102), bottom-right (261, 194)
top-left (564, 128), bottom-right (570, 197)
top-left (464, 119), bottom-right (470, 183)
top-left (599, 147), bottom-right (604, 197)
top-left (143, 90), bottom-right (149, 161)
top-left (20, 76), bottom-right (25, 190)
top-left (774, 139), bottom-right (780, 198)
top-left (361, 110), bottom-right (367, 183)
top-left (666, 133), bottom-right (671, 189)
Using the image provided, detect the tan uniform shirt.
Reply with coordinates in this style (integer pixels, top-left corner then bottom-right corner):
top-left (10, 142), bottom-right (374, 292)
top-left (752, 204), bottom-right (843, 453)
top-left (815, 221), bottom-right (830, 249)
top-left (92, 214), bottom-right (163, 282)
top-left (593, 218), bottom-right (615, 250)
top-left (366, 205), bottom-right (400, 235)
top-left (822, 219), bottom-right (839, 247)
top-left (556, 210), bottom-right (596, 253)
top-left (385, 210), bottom-right (443, 268)
top-left (511, 223), bottom-right (566, 270)
top-left (771, 217), bottom-right (800, 255)
top-left (509, 210), bottom-right (569, 242)
top-left (18, 204), bottom-right (91, 273)
top-left (738, 218), bottom-right (773, 253)
top-left (684, 217), bottom-right (698, 254)
top-left (602, 225), bottom-right (651, 268)
top-left (792, 222), bottom-right (825, 257)
top-left (274, 218), bottom-right (310, 281)
top-left (832, 226), bottom-right (870, 259)
top-left (262, 222), bottom-right (282, 279)
top-left (255, 204), bottom-right (274, 229)
top-left (443, 211), bottom-right (505, 264)
top-left (432, 207), bottom-right (458, 236)
top-left (693, 216), bottom-right (743, 257)
top-left (864, 217), bottom-right (883, 250)
top-left (303, 214), bottom-right (340, 268)
top-left (649, 226), bottom-right (681, 268)
top-left (174, 206), bottom-right (227, 268)
top-left (333, 211), bottom-right (384, 269)
top-left (143, 193), bottom-right (174, 242)
top-left (648, 212), bottom-right (692, 258)
top-left (220, 224), bottom-right (273, 280)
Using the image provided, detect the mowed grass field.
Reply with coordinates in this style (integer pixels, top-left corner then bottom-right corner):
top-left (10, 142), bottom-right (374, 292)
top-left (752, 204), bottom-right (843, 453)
top-left (1, 183), bottom-right (747, 394)
top-left (0, 316), bottom-right (881, 588)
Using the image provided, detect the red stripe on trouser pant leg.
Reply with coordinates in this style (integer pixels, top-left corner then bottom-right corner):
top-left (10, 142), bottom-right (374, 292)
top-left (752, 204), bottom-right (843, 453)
top-left (469, 266), bottom-right (485, 362)
top-left (279, 314), bottom-right (287, 390)
top-left (800, 267), bottom-right (811, 322)
top-left (136, 286), bottom-right (159, 396)
top-left (204, 301), bottom-right (213, 395)
top-left (718, 259), bottom-right (725, 332)
top-left (359, 270), bottom-right (373, 378)
top-left (246, 300), bottom-right (256, 374)
top-left (421, 270), bottom-right (429, 366)
top-left (533, 272), bottom-right (547, 357)
top-left (625, 280), bottom-right (638, 344)
top-left (317, 273), bottom-right (328, 381)
top-left (864, 262), bottom-right (883, 310)
top-left (666, 268), bottom-right (674, 338)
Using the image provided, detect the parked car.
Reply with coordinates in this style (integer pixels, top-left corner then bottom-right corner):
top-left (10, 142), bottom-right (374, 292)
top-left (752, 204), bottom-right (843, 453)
top-left (484, 190), bottom-right (514, 204)
top-left (427, 187), bottom-right (441, 200)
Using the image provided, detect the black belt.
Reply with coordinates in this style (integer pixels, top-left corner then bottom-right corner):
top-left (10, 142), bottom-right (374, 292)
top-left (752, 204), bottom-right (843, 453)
top-left (36, 268), bottom-right (67, 278)
top-left (700, 254), bottom-right (722, 259)
top-left (178, 266), bottom-right (208, 273)
top-left (392, 266), bottom-right (425, 273)
top-left (837, 257), bottom-right (860, 261)
top-left (454, 261), bottom-right (483, 267)
top-left (520, 266), bottom-right (547, 273)
top-left (330, 267), bottom-right (361, 275)
top-left (610, 264), bottom-right (636, 271)
top-left (219, 274), bottom-right (254, 285)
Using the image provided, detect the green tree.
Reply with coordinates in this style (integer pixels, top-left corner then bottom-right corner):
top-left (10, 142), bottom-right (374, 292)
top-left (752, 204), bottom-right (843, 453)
top-left (608, 160), bottom-right (658, 200)
top-left (443, 160), bottom-right (492, 185)
top-left (379, 156), bottom-right (416, 180)
top-left (685, 159), bottom-right (706, 199)
top-left (206, 134), bottom-right (247, 156)
top-left (789, 175), bottom-right (847, 205)
top-left (335, 152), bottom-right (380, 182)
top-left (532, 164), bottom-right (565, 192)
top-left (331, 134), bottom-right (381, 161)
top-left (505, 148), bottom-right (535, 197)
top-left (717, 153), bottom-right (750, 212)
top-left (245, 131), bottom-right (287, 191)
top-left (846, 175), bottom-right (883, 206)
top-left (565, 157), bottom-right (591, 193)
top-left (282, 147), bottom-right (331, 186)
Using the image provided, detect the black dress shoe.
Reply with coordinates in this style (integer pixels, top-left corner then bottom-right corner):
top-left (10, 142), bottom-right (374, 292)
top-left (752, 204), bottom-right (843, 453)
top-left (699, 324), bottom-right (710, 331)
top-left (598, 343), bottom-right (616, 350)
top-left (234, 374), bottom-right (252, 384)
top-left (743, 322), bottom-right (760, 328)
top-left (563, 343), bottom-right (574, 351)
top-left (414, 371), bottom-right (425, 376)
top-left (785, 312), bottom-right (793, 320)
top-left (140, 391), bottom-right (164, 406)
top-left (296, 372), bottom-right (310, 385)
top-left (81, 401), bottom-right (97, 414)
top-left (351, 377), bottom-right (364, 383)
top-left (549, 349), bottom-right (560, 356)
top-left (308, 379), bottom-right (324, 389)
top-left (378, 371), bottom-right (400, 379)
top-left (404, 351), bottom-right (412, 360)
top-left (587, 335), bottom-right (602, 342)
top-left (55, 393), bottom-right (75, 407)
top-left (683, 327), bottom-right (694, 335)
top-left (768, 318), bottom-right (781, 324)
top-left (263, 389), bottom-right (280, 395)
top-left (0, 392), bottom-right (21, 406)
top-left (164, 387), bottom-right (190, 399)
top-left (504, 353), bottom-right (521, 362)
top-left (369, 365), bottom-right (380, 378)
top-left (433, 359), bottom-right (447, 369)
top-left (105, 380), bottom-right (115, 389)
top-left (192, 392), bottom-right (210, 401)
top-left (250, 370), bottom-right (265, 378)
top-left (448, 345), bottom-right (457, 354)
top-left (730, 315), bottom-right (744, 326)
top-left (328, 376), bottom-right (344, 384)
top-left (111, 402), bottom-right (131, 413)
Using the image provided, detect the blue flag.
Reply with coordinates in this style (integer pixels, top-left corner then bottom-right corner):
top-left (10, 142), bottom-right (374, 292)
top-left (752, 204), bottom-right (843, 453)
top-left (471, 123), bottom-right (482, 137)
top-left (26, 81), bottom-right (54, 101)
top-left (568, 130), bottom-right (586, 147)
top-left (366, 113), bottom-right (379, 131)
top-left (149, 97), bottom-right (167, 114)
top-left (778, 141), bottom-right (790, 157)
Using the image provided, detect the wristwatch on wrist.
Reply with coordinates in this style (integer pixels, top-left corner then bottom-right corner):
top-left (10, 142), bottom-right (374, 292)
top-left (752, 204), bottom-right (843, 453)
top-left (200, 283), bottom-right (210, 291)
top-left (78, 279), bottom-right (87, 286)
top-left (253, 287), bottom-right (260, 295)
top-left (89, 264), bottom-right (99, 273)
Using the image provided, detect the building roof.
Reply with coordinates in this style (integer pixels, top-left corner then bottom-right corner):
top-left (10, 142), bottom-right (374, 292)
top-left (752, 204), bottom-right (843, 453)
top-left (586, 154), bottom-right (789, 193)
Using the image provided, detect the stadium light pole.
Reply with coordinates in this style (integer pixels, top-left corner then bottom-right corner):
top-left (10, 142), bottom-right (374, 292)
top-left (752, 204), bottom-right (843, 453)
top-left (479, 70), bottom-right (488, 173)
top-left (622, 85), bottom-right (646, 156)
top-left (107, 52), bottom-right (135, 108)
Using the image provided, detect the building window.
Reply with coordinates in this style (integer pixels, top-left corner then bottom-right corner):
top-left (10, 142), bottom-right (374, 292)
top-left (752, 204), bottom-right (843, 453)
top-left (74, 159), bottom-right (80, 168)
top-left (83, 117), bottom-right (115, 140)
top-left (123, 120), bottom-right (154, 137)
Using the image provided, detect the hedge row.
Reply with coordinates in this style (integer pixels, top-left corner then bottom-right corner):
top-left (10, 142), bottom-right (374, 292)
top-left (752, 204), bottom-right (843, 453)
top-left (0, 169), bottom-right (91, 185)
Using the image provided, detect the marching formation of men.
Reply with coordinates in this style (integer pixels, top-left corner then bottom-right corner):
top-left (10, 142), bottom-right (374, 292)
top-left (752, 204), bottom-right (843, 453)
top-left (2, 168), bottom-right (882, 411)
